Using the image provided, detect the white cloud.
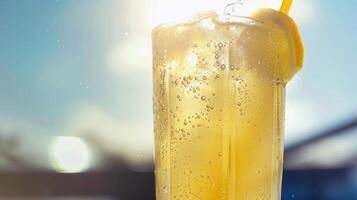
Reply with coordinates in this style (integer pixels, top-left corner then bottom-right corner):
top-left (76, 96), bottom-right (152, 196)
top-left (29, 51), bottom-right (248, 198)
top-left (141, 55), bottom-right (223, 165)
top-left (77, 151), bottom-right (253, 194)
top-left (286, 132), bottom-right (357, 169)
top-left (0, 105), bottom-right (154, 171)
top-left (64, 104), bottom-right (154, 169)
top-left (285, 98), bottom-right (318, 145)
top-left (107, 36), bottom-right (152, 77)
top-left (290, 0), bottom-right (317, 26)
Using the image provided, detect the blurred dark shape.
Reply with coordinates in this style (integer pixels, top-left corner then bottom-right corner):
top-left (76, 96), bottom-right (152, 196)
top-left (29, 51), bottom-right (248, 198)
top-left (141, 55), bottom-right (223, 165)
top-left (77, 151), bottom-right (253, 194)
top-left (0, 130), bottom-right (34, 169)
top-left (0, 117), bottom-right (357, 199)
top-left (80, 130), bottom-right (155, 172)
top-left (80, 130), bottom-right (133, 172)
top-left (282, 167), bottom-right (357, 200)
top-left (0, 172), bottom-right (155, 200)
top-left (283, 116), bottom-right (357, 200)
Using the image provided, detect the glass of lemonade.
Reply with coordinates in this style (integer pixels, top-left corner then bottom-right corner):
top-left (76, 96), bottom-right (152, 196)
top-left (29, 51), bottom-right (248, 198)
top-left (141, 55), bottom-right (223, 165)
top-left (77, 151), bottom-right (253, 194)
top-left (152, 3), bottom-right (303, 199)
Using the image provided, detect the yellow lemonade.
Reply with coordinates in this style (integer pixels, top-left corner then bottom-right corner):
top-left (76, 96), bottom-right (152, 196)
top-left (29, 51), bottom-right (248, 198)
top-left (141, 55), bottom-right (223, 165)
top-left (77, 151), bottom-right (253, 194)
top-left (153, 7), bottom-right (302, 200)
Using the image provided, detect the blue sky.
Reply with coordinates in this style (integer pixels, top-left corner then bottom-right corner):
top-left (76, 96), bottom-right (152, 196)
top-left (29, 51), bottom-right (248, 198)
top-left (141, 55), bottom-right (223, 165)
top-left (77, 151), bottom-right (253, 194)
top-left (0, 0), bottom-right (151, 129)
top-left (0, 0), bottom-right (356, 159)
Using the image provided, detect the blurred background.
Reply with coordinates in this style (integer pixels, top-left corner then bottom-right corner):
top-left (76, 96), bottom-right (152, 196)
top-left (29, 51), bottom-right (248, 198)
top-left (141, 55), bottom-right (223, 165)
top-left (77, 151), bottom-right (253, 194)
top-left (0, 0), bottom-right (356, 199)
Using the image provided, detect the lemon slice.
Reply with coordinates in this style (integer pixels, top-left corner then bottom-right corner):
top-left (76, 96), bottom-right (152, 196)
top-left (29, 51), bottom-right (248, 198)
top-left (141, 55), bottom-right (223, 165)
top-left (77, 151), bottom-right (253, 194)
top-left (252, 8), bottom-right (304, 81)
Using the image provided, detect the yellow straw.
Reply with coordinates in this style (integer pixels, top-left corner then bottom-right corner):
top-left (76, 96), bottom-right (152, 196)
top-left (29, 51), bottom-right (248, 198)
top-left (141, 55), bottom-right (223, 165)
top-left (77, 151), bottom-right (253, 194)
top-left (280, 0), bottom-right (293, 14)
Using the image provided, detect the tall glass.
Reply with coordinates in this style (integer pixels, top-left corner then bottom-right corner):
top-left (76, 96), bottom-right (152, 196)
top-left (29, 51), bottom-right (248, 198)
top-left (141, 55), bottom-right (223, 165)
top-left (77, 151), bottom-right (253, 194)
top-left (152, 12), bottom-right (290, 199)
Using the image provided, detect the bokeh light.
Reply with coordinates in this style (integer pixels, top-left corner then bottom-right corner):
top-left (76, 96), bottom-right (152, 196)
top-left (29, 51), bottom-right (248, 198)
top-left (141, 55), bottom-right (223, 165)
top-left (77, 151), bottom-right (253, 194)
top-left (50, 136), bottom-right (91, 173)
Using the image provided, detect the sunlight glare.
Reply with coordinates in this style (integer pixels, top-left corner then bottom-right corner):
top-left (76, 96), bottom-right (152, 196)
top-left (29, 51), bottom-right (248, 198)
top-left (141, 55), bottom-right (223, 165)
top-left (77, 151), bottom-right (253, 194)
top-left (150, 0), bottom-right (224, 26)
top-left (290, 0), bottom-right (315, 26)
top-left (150, 0), bottom-right (313, 26)
top-left (227, 0), bottom-right (281, 16)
